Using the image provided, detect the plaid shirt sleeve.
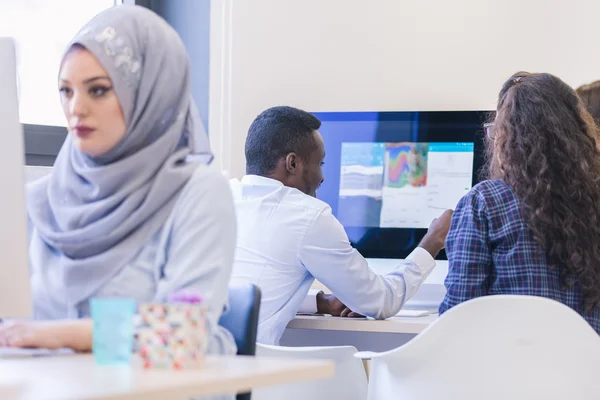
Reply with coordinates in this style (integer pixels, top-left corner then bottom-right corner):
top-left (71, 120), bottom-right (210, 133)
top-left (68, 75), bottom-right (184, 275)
top-left (439, 188), bottom-right (493, 314)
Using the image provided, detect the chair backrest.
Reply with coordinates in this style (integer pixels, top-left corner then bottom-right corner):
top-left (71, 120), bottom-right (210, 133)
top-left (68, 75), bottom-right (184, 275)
top-left (367, 295), bottom-right (600, 400)
top-left (218, 284), bottom-right (261, 400)
top-left (218, 284), bottom-right (261, 356)
top-left (253, 344), bottom-right (367, 400)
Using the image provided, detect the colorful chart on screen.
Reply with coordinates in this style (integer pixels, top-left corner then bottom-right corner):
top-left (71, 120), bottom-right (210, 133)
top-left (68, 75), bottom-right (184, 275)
top-left (339, 142), bottom-right (473, 228)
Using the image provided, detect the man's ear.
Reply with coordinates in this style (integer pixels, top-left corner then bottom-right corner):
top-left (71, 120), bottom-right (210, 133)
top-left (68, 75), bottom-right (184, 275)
top-left (285, 153), bottom-right (298, 175)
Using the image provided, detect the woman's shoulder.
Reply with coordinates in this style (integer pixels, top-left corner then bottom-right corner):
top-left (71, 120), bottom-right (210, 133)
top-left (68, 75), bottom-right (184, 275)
top-left (168, 164), bottom-right (233, 222)
top-left (188, 163), bottom-right (229, 187)
top-left (177, 165), bottom-right (231, 204)
top-left (471, 179), bottom-right (513, 196)
top-left (461, 179), bottom-right (520, 217)
top-left (468, 179), bottom-right (518, 204)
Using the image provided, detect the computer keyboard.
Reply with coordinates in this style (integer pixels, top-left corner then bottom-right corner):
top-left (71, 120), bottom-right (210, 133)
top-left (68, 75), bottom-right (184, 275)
top-left (0, 347), bottom-right (74, 358)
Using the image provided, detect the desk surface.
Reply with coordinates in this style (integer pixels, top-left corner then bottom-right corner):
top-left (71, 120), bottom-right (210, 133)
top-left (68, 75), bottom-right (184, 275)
top-left (0, 354), bottom-right (334, 400)
top-left (287, 314), bottom-right (438, 334)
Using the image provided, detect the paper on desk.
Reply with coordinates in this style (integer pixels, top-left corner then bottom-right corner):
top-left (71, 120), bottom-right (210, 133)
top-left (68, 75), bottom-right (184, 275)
top-left (393, 309), bottom-right (432, 318)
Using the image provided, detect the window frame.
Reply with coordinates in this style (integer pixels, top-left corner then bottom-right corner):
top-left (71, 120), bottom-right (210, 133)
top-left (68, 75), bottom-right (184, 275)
top-left (23, 124), bottom-right (67, 166)
top-left (18, 0), bottom-right (121, 166)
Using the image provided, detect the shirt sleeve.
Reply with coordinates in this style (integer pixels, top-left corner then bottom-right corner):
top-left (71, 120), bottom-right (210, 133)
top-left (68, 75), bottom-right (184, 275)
top-left (298, 207), bottom-right (436, 319)
top-left (155, 167), bottom-right (237, 356)
top-left (297, 289), bottom-right (323, 314)
top-left (439, 188), bottom-right (492, 314)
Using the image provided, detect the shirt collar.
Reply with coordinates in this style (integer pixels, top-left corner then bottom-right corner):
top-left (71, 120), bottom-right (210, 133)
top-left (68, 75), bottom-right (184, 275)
top-left (240, 175), bottom-right (284, 187)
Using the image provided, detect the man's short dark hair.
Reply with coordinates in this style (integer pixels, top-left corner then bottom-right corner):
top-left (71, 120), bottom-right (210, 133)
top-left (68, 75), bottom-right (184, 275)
top-left (245, 106), bottom-right (322, 176)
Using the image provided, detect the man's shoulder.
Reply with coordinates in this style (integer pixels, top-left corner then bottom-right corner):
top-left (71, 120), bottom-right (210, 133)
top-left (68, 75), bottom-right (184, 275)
top-left (229, 177), bottom-right (331, 214)
top-left (284, 190), bottom-right (332, 213)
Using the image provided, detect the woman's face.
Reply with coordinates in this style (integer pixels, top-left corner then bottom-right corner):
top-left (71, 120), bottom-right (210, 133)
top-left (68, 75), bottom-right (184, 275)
top-left (59, 47), bottom-right (126, 157)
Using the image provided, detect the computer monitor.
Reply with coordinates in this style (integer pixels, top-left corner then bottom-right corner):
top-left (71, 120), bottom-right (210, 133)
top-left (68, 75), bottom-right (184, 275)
top-left (0, 37), bottom-right (33, 318)
top-left (314, 110), bottom-right (491, 260)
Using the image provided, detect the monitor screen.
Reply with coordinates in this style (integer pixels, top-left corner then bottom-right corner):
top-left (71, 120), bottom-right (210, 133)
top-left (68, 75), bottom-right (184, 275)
top-left (314, 111), bottom-right (491, 260)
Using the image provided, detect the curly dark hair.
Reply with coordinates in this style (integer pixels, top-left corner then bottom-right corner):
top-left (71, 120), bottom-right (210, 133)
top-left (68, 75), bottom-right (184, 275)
top-left (488, 71), bottom-right (600, 310)
top-left (577, 80), bottom-right (600, 124)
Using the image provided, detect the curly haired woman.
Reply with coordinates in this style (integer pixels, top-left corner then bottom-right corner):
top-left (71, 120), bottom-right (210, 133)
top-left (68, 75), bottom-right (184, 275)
top-left (440, 72), bottom-right (600, 333)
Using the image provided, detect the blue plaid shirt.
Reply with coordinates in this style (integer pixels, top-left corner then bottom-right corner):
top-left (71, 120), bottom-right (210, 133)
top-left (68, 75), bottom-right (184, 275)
top-left (439, 179), bottom-right (600, 333)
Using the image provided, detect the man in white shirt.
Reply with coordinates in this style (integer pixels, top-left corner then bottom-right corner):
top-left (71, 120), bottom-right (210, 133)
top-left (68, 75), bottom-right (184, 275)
top-left (229, 106), bottom-right (453, 345)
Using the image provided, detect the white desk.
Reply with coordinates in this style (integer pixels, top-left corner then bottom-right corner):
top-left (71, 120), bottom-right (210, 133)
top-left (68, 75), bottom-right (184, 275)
top-left (289, 258), bottom-right (446, 351)
top-left (287, 314), bottom-right (437, 334)
top-left (282, 314), bottom-right (437, 352)
top-left (0, 354), bottom-right (334, 400)
top-left (310, 259), bottom-right (449, 310)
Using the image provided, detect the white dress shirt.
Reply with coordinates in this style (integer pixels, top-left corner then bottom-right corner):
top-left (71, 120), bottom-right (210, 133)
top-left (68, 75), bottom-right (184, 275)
top-left (229, 175), bottom-right (436, 345)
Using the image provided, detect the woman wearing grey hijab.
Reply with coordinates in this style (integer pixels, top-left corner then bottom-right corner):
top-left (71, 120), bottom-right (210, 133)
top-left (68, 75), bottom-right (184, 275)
top-left (0, 5), bottom-right (236, 357)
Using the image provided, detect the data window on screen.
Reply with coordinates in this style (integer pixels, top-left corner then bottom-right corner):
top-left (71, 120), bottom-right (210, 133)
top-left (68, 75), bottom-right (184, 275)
top-left (337, 142), bottom-right (474, 229)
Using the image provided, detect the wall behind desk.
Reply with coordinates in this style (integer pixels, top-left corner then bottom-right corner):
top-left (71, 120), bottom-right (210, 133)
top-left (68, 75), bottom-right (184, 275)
top-left (210, 0), bottom-right (600, 178)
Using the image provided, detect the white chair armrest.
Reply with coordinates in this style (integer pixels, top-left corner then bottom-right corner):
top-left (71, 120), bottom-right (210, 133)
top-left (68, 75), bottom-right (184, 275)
top-left (354, 351), bottom-right (379, 360)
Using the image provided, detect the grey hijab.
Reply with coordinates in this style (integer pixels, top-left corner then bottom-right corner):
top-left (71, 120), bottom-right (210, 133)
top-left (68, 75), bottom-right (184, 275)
top-left (26, 5), bottom-right (212, 306)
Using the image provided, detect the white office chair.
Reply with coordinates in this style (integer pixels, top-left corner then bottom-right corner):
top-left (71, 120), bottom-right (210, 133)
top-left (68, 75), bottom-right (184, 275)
top-left (254, 344), bottom-right (368, 400)
top-left (358, 295), bottom-right (600, 400)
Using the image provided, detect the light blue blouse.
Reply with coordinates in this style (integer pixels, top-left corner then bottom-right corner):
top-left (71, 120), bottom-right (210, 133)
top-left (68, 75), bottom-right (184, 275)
top-left (28, 165), bottom-right (237, 356)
